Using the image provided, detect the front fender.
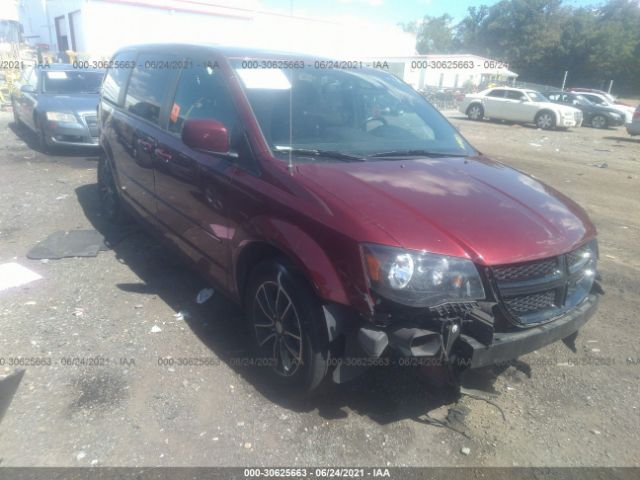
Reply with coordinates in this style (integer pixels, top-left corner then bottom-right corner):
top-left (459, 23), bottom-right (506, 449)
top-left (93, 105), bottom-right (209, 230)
top-left (235, 217), bottom-right (351, 306)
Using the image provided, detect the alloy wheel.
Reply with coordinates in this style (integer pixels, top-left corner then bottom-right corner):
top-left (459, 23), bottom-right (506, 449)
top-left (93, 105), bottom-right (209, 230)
top-left (468, 105), bottom-right (482, 120)
top-left (98, 160), bottom-right (118, 219)
top-left (591, 115), bottom-right (607, 129)
top-left (252, 276), bottom-right (304, 377)
top-left (537, 113), bottom-right (553, 129)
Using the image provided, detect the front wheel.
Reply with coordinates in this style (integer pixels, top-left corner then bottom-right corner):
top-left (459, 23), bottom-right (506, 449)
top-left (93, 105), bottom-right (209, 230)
top-left (466, 104), bottom-right (484, 121)
top-left (97, 152), bottom-right (129, 224)
top-left (245, 259), bottom-right (330, 394)
top-left (535, 111), bottom-right (556, 130)
top-left (12, 100), bottom-right (22, 127)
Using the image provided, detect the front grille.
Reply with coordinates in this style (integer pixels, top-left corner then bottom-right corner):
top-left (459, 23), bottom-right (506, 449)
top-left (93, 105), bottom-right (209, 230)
top-left (503, 290), bottom-right (556, 314)
top-left (493, 258), bottom-right (558, 282)
top-left (491, 241), bottom-right (597, 326)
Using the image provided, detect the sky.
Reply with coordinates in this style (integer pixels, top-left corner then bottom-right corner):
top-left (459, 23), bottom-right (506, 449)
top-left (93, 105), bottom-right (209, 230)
top-left (261, 0), bottom-right (603, 24)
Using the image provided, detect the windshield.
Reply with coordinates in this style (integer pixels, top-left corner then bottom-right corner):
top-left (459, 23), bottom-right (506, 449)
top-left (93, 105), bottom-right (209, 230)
top-left (42, 70), bottom-right (104, 94)
top-left (527, 91), bottom-right (548, 102)
top-left (231, 60), bottom-right (475, 160)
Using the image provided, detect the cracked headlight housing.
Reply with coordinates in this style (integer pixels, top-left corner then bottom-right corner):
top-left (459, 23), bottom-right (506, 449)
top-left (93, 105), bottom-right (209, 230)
top-left (362, 244), bottom-right (485, 307)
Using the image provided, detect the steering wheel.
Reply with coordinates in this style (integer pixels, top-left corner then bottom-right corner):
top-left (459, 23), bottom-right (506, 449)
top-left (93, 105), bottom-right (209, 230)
top-left (362, 116), bottom-right (388, 131)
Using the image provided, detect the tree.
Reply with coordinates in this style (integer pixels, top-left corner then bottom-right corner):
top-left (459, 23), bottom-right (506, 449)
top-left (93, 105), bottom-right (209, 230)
top-left (404, 14), bottom-right (456, 54)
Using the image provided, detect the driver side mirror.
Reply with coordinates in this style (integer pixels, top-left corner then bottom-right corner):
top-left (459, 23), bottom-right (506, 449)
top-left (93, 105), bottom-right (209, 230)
top-left (182, 119), bottom-right (233, 156)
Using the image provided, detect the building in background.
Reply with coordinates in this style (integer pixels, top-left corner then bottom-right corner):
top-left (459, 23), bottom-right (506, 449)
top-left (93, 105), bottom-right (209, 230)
top-left (18, 0), bottom-right (417, 60)
top-left (391, 54), bottom-right (518, 91)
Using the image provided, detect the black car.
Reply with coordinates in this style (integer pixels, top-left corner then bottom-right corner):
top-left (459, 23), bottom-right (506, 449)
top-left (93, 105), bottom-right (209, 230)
top-left (11, 64), bottom-right (105, 151)
top-left (544, 91), bottom-right (625, 129)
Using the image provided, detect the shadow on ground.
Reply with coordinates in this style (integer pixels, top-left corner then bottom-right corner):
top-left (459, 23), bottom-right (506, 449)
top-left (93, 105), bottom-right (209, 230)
top-left (9, 121), bottom-right (100, 166)
top-left (75, 182), bottom-right (514, 426)
top-left (603, 135), bottom-right (640, 144)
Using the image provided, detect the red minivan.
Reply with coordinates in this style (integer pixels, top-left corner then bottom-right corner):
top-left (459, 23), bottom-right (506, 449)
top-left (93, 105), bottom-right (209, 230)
top-left (98, 44), bottom-right (601, 392)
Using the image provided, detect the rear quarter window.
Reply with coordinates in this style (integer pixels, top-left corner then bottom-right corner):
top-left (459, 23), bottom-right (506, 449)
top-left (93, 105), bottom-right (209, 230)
top-left (101, 51), bottom-right (136, 106)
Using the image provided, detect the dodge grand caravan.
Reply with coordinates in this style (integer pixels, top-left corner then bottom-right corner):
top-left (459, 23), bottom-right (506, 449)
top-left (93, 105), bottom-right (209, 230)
top-left (98, 44), bottom-right (601, 392)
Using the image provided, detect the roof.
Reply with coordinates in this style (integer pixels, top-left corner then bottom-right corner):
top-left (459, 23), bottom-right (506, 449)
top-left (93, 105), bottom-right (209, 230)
top-left (113, 43), bottom-right (331, 61)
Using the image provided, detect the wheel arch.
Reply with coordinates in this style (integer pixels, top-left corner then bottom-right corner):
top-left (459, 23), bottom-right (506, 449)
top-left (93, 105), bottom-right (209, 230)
top-left (536, 108), bottom-right (558, 124)
top-left (233, 222), bottom-right (351, 308)
top-left (466, 101), bottom-right (484, 114)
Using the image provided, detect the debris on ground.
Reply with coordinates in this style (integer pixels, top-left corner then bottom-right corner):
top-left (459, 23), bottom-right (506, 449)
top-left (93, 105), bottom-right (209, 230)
top-left (27, 230), bottom-right (108, 260)
top-left (460, 447), bottom-right (471, 455)
top-left (150, 325), bottom-right (162, 333)
top-left (592, 162), bottom-right (608, 168)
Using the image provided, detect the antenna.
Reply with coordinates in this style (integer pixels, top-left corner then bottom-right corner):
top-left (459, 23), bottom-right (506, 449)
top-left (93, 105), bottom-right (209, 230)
top-left (287, 0), bottom-right (294, 174)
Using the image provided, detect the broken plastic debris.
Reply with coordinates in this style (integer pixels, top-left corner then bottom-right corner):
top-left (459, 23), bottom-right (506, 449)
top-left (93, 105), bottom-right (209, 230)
top-left (150, 325), bottom-right (162, 333)
top-left (174, 311), bottom-right (188, 321)
top-left (196, 288), bottom-right (214, 304)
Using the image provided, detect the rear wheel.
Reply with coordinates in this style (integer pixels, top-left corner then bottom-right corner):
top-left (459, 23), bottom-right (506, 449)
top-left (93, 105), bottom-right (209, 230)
top-left (467, 104), bottom-right (484, 121)
top-left (97, 152), bottom-right (129, 224)
top-left (535, 111), bottom-right (556, 130)
top-left (245, 259), bottom-right (330, 394)
top-left (591, 115), bottom-right (607, 129)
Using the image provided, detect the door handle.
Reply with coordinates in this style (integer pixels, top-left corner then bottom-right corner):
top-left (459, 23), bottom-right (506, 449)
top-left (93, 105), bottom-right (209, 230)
top-left (138, 138), bottom-right (154, 152)
top-left (154, 148), bottom-right (172, 163)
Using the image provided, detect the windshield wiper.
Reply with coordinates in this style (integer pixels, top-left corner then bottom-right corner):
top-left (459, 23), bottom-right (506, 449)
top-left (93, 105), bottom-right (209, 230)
top-left (273, 147), bottom-right (365, 162)
top-left (368, 149), bottom-right (468, 158)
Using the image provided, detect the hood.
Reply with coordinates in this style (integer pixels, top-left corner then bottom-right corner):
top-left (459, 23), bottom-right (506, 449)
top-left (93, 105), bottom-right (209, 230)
top-left (36, 94), bottom-right (99, 114)
top-left (296, 156), bottom-right (596, 266)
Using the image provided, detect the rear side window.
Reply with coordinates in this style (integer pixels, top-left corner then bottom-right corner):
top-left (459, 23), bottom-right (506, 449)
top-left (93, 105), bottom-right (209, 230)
top-left (102, 51), bottom-right (136, 105)
top-left (168, 64), bottom-right (238, 135)
top-left (124, 54), bottom-right (176, 125)
top-left (487, 89), bottom-right (506, 98)
top-left (505, 90), bottom-right (525, 100)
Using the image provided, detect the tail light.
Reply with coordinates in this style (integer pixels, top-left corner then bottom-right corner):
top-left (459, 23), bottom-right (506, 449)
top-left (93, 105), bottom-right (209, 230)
top-left (634, 107), bottom-right (640, 121)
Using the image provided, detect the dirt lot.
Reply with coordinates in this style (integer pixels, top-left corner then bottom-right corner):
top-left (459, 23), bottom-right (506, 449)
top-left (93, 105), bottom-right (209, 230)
top-left (0, 110), bottom-right (638, 467)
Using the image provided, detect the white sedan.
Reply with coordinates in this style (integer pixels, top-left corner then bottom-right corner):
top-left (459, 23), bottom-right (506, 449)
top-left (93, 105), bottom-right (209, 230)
top-left (459, 87), bottom-right (583, 130)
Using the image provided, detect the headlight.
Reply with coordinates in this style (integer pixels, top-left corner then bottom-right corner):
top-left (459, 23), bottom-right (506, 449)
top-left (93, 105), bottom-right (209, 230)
top-left (609, 112), bottom-right (621, 119)
top-left (46, 111), bottom-right (78, 123)
top-left (362, 244), bottom-right (485, 307)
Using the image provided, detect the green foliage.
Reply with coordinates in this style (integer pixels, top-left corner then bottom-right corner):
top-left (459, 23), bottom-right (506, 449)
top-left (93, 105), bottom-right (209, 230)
top-left (411, 0), bottom-right (640, 93)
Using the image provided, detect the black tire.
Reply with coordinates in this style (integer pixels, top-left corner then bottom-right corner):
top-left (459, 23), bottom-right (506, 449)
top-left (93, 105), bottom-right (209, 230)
top-left (466, 103), bottom-right (484, 121)
top-left (12, 100), bottom-right (22, 127)
top-left (34, 118), bottom-right (50, 153)
top-left (591, 114), bottom-right (607, 129)
top-left (535, 111), bottom-right (556, 130)
top-left (97, 152), bottom-right (129, 224)
top-left (244, 259), bottom-right (330, 394)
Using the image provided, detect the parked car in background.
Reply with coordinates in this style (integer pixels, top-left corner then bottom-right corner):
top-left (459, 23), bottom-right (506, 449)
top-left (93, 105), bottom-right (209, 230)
top-left (98, 44), bottom-right (601, 393)
top-left (11, 64), bottom-right (104, 151)
top-left (544, 91), bottom-right (625, 129)
top-left (570, 91), bottom-right (635, 124)
top-left (568, 88), bottom-right (634, 107)
top-left (459, 87), bottom-right (583, 130)
top-left (626, 105), bottom-right (640, 136)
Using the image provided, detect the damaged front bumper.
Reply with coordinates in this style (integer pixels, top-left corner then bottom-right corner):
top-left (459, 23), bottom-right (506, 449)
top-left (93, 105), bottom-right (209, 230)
top-left (331, 292), bottom-right (600, 384)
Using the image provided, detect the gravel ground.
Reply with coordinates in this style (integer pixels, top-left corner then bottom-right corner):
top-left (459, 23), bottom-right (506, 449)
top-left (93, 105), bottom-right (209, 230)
top-left (0, 110), bottom-right (638, 467)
